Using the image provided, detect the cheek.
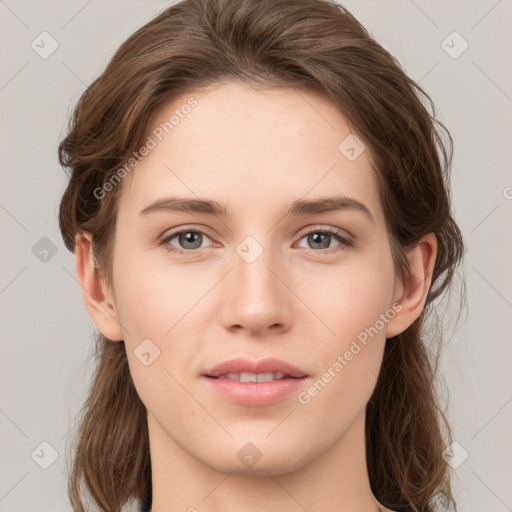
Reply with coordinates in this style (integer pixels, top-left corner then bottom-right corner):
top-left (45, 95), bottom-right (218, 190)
top-left (303, 253), bottom-right (396, 348)
top-left (112, 255), bottom-right (207, 421)
top-left (296, 253), bottom-right (395, 408)
top-left (111, 250), bottom-right (211, 403)
top-left (112, 249), bottom-right (209, 344)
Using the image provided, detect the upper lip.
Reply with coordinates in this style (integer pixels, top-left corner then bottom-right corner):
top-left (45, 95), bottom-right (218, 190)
top-left (203, 357), bottom-right (308, 378)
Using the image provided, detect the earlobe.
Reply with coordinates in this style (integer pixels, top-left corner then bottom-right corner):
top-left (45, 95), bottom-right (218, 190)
top-left (385, 233), bottom-right (437, 339)
top-left (75, 232), bottom-right (124, 341)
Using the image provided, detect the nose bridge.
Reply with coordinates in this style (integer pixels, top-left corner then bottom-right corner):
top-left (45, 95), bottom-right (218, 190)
top-left (235, 233), bottom-right (282, 303)
top-left (220, 232), bottom-right (291, 334)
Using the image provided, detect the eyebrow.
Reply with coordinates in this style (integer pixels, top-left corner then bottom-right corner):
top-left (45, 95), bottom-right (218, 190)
top-left (139, 195), bottom-right (374, 223)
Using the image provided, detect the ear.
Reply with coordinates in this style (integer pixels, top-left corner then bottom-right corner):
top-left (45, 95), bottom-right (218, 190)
top-left (75, 232), bottom-right (124, 341)
top-left (386, 232), bottom-right (437, 339)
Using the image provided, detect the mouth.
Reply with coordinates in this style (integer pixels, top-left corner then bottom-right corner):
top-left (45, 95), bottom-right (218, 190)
top-left (203, 357), bottom-right (308, 379)
top-left (214, 371), bottom-right (290, 382)
top-left (202, 358), bottom-right (308, 406)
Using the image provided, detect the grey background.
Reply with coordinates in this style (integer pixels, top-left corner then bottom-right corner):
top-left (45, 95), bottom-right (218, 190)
top-left (1, 1), bottom-right (511, 511)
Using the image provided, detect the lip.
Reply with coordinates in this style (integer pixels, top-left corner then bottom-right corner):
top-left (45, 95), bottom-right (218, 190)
top-left (202, 357), bottom-right (309, 406)
top-left (204, 357), bottom-right (308, 378)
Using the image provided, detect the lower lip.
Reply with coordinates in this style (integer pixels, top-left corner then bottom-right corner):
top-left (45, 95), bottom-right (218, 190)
top-left (203, 376), bottom-right (307, 406)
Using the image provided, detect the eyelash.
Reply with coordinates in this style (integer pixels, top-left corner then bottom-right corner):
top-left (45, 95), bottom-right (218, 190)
top-left (159, 226), bottom-right (354, 257)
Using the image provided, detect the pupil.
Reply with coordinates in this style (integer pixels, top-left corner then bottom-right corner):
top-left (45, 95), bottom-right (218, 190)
top-left (310, 232), bottom-right (330, 249)
top-left (181, 231), bottom-right (201, 249)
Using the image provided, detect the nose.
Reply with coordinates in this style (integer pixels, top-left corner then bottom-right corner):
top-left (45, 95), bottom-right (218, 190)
top-left (219, 240), bottom-right (294, 337)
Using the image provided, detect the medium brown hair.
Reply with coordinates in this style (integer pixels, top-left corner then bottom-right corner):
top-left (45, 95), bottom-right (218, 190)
top-left (58, 0), bottom-right (465, 510)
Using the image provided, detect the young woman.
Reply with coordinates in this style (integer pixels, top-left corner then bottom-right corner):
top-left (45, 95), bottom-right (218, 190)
top-left (58, 0), bottom-right (465, 511)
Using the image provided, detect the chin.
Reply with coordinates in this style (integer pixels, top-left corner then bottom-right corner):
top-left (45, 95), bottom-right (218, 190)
top-left (198, 436), bottom-right (315, 477)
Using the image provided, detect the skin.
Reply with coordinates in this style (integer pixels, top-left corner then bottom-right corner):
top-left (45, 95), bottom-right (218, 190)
top-left (75, 80), bottom-right (437, 512)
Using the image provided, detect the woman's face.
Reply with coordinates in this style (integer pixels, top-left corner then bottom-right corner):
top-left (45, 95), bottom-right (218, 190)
top-left (107, 81), bottom-right (404, 474)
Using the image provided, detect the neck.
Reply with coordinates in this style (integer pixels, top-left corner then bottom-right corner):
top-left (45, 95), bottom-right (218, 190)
top-left (147, 409), bottom-right (389, 512)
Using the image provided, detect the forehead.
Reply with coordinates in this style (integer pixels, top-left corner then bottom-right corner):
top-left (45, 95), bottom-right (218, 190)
top-left (118, 81), bottom-right (384, 225)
